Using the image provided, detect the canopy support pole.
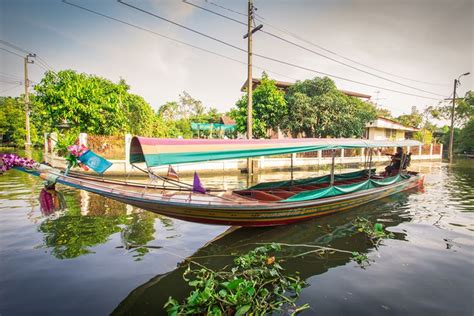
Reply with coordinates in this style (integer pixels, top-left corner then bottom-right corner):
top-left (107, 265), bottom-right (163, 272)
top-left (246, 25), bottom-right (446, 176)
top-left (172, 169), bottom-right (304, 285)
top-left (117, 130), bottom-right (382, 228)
top-left (330, 150), bottom-right (336, 186)
top-left (368, 148), bottom-right (373, 179)
top-left (290, 153), bottom-right (294, 184)
top-left (399, 150), bottom-right (407, 175)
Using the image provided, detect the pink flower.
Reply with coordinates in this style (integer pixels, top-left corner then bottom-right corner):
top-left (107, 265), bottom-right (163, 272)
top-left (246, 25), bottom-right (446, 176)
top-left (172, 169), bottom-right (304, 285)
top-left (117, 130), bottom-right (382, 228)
top-left (67, 144), bottom-right (88, 157)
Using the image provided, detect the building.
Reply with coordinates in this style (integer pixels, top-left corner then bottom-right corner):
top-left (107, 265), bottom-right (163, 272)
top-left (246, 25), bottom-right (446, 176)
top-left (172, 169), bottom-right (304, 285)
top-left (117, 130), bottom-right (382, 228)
top-left (365, 117), bottom-right (419, 141)
top-left (240, 78), bottom-right (372, 100)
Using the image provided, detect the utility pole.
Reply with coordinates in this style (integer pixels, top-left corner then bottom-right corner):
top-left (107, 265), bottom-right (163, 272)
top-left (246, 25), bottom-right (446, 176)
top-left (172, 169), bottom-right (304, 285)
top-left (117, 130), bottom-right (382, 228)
top-left (24, 53), bottom-right (35, 147)
top-left (448, 79), bottom-right (457, 164)
top-left (243, 0), bottom-right (263, 140)
top-left (448, 72), bottom-right (470, 164)
top-left (246, 0), bottom-right (253, 140)
top-left (243, 0), bottom-right (263, 181)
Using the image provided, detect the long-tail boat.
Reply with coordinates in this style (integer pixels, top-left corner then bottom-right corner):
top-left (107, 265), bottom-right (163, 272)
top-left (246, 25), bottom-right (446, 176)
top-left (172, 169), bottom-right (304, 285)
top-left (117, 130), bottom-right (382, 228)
top-left (15, 137), bottom-right (424, 227)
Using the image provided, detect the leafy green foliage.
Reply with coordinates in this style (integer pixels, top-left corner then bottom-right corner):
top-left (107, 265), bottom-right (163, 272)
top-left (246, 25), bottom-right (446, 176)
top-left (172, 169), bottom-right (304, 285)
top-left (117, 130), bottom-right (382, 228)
top-left (458, 118), bottom-right (474, 153)
top-left (396, 110), bottom-right (423, 128)
top-left (432, 90), bottom-right (473, 128)
top-left (353, 217), bottom-right (395, 248)
top-left (158, 92), bottom-right (224, 139)
top-left (0, 97), bottom-right (39, 146)
top-left (164, 243), bottom-right (309, 315)
top-left (376, 107), bottom-right (393, 118)
top-left (232, 72), bottom-right (287, 138)
top-left (33, 70), bottom-right (156, 137)
top-left (283, 77), bottom-right (377, 138)
top-left (433, 90), bottom-right (473, 152)
top-left (413, 128), bottom-right (433, 144)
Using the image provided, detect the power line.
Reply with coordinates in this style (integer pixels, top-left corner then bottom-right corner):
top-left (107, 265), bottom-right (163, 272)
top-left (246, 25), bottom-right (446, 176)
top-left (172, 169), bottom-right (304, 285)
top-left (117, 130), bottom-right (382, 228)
top-left (0, 46), bottom-right (23, 58)
top-left (204, 0), bottom-right (247, 17)
top-left (255, 18), bottom-right (451, 87)
top-left (0, 39), bottom-right (31, 54)
top-left (0, 84), bottom-right (22, 94)
top-left (118, 0), bottom-right (445, 101)
top-left (61, 0), bottom-right (298, 82)
top-left (0, 71), bottom-right (22, 80)
top-left (0, 39), bottom-right (56, 73)
top-left (182, 0), bottom-right (447, 98)
top-left (205, 0), bottom-right (451, 87)
top-left (0, 78), bottom-right (22, 84)
top-left (36, 56), bottom-right (54, 71)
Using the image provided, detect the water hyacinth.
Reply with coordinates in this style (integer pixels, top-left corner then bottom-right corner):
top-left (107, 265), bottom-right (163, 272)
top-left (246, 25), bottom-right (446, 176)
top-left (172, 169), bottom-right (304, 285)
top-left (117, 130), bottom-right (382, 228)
top-left (0, 154), bottom-right (36, 175)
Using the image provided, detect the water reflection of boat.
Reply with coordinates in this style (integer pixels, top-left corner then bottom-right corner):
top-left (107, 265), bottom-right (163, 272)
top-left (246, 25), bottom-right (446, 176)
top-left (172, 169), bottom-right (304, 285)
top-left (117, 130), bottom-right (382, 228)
top-left (19, 138), bottom-right (424, 227)
top-left (111, 193), bottom-right (412, 315)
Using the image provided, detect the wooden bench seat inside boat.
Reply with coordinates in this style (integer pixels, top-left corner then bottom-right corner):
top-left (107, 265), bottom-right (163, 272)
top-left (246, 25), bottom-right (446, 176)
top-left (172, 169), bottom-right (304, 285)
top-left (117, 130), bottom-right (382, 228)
top-left (234, 175), bottom-right (387, 202)
top-left (234, 190), bottom-right (283, 201)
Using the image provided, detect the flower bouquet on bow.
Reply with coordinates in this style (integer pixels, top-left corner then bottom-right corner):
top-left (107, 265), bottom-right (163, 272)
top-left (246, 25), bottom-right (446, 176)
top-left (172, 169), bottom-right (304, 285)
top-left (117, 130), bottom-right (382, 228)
top-left (65, 144), bottom-right (112, 175)
top-left (0, 153), bottom-right (36, 175)
top-left (65, 144), bottom-right (90, 174)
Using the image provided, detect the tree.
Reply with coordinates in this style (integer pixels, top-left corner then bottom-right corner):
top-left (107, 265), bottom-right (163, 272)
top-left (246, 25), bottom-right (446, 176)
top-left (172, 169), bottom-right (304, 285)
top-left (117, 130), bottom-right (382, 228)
top-left (124, 93), bottom-right (155, 137)
top-left (375, 107), bottom-right (392, 118)
top-left (158, 101), bottom-right (180, 121)
top-left (0, 96), bottom-right (39, 146)
top-left (33, 70), bottom-right (156, 137)
top-left (179, 91), bottom-right (205, 118)
top-left (282, 76), bottom-right (377, 138)
top-left (458, 118), bottom-right (474, 153)
top-left (431, 90), bottom-right (473, 128)
top-left (232, 73), bottom-right (287, 138)
top-left (396, 109), bottom-right (423, 128)
top-left (413, 128), bottom-right (433, 144)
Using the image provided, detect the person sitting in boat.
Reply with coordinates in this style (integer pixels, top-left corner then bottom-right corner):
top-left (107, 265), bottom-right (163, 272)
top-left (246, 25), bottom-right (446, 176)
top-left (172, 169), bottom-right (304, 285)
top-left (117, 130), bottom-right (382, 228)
top-left (385, 146), bottom-right (404, 176)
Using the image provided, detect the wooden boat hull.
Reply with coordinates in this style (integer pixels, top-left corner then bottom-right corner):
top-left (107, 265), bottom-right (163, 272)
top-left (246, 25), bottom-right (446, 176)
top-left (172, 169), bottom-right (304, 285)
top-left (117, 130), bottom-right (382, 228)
top-left (18, 166), bottom-right (424, 227)
top-left (96, 174), bottom-right (424, 227)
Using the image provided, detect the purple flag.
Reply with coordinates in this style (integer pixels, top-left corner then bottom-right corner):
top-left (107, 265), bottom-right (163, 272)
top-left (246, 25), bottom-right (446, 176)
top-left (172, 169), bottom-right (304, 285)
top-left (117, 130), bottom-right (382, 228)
top-left (192, 171), bottom-right (207, 194)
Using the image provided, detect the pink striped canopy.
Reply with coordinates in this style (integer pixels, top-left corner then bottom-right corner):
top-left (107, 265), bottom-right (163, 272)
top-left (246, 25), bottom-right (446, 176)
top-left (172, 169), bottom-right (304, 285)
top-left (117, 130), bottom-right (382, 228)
top-left (130, 136), bottom-right (421, 167)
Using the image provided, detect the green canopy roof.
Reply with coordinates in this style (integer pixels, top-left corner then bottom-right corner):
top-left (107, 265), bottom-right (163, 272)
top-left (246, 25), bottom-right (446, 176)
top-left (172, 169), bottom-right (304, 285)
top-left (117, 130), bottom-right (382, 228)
top-left (130, 137), bottom-right (422, 168)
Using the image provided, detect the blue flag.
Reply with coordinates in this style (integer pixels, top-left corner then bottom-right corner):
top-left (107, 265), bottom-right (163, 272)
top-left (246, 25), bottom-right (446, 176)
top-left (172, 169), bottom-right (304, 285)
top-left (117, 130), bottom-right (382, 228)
top-left (79, 150), bottom-right (112, 174)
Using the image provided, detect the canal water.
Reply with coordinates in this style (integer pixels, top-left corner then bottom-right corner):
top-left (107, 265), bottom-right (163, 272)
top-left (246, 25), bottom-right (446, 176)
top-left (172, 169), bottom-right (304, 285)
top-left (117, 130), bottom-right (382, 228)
top-left (0, 153), bottom-right (473, 315)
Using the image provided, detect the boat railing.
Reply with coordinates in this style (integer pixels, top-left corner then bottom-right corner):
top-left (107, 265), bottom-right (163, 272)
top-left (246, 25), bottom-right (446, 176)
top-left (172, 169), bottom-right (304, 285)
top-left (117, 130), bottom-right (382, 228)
top-left (51, 171), bottom-right (264, 205)
top-left (47, 169), bottom-right (413, 207)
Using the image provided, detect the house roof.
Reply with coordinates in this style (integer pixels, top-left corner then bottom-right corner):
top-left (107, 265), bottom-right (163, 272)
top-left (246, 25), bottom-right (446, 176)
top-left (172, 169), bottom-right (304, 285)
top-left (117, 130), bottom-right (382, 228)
top-left (366, 116), bottom-right (420, 132)
top-left (240, 78), bottom-right (372, 99)
top-left (220, 115), bottom-right (236, 125)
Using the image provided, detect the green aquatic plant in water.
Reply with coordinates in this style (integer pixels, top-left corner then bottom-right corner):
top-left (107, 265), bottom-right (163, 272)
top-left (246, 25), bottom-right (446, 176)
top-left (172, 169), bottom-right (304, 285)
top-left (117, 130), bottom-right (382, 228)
top-left (353, 217), bottom-right (395, 246)
top-left (164, 243), bottom-right (309, 316)
top-left (351, 217), bottom-right (396, 266)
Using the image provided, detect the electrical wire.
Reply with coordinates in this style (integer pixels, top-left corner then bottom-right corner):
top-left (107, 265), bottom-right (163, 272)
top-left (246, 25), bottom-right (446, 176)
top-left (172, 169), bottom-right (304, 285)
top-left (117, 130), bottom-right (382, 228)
top-left (61, 0), bottom-right (298, 82)
top-left (0, 78), bottom-right (22, 84)
top-left (0, 84), bottom-right (22, 94)
top-left (206, 0), bottom-right (451, 87)
top-left (36, 56), bottom-right (55, 71)
top-left (204, 0), bottom-right (247, 17)
top-left (118, 0), bottom-right (446, 101)
top-left (0, 39), bottom-right (56, 74)
top-left (0, 46), bottom-right (23, 58)
top-left (0, 39), bottom-right (30, 54)
top-left (182, 0), bottom-right (447, 97)
top-left (0, 71), bottom-right (22, 80)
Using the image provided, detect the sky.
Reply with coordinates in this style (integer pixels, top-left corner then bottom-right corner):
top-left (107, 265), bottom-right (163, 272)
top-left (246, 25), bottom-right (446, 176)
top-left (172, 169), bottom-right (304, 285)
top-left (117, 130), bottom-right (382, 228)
top-left (0, 0), bottom-right (472, 117)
